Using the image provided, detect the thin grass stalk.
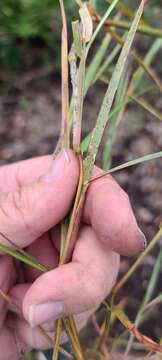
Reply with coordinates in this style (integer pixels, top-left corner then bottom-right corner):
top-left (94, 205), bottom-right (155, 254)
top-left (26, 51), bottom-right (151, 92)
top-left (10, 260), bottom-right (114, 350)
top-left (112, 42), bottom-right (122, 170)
top-left (129, 94), bottom-right (162, 121)
top-left (63, 318), bottom-right (86, 360)
top-left (96, 304), bottom-right (112, 354)
top-left (103, 19), bottom-right (162, 39)
top-left (107, 0), bottom-right (148, 26)
top-left (60, 155), bottom-right (84, 265)
top-left (85, 0), bottom-right (120, 58)
top-left (53, 222), bottom-right (67, 359)
top-left (53, 1), bottom-right (70, 358)
top-left (81, 103), bottom-right (123, 155)
top-left (90, 5), bottom-right (162, 39)
top-left (68, 315), bottom-right (86, 352)
top-left (84, 33), bottom-right (111, 95)
top-left (130, 39), bottom-right (162, 92)
top-left (102, 68), bottom-right (130, 170)
top-left (88, 5), bottom-right (162, 93)
top-left (89, 6), bottom-right (162, 95)
top-left (125, 247), bottom-right (162, 355)
top-left (89, 151), bottom-right (162, 184)
top-left (59, 0), bottom-right (70, 148)
top-left (95, 295), bottom-right (127, 355)
top-left (0, 242), bottom-right (48, 273)
top-left (108, 29), bottom-right (162, 94)
top-left (113, 226), bottom-right (162, 296)
top-left (52, 319), bottom-right (63, 360)
top-left (100, 75), bottom-right (162, 123)
top-left (94, 42), bottom-right (121, 84)
top-left (0, 231), bottom-right (49, 271)
top-left (112, 306), bottom-right (162, 354)
top-left (144, 294), bottom-right (162, 312)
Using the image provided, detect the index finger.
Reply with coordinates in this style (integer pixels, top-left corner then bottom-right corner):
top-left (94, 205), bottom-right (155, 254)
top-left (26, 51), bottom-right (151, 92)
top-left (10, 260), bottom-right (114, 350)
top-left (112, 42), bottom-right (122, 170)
top-left (83, 167), bottom-right (146, 256)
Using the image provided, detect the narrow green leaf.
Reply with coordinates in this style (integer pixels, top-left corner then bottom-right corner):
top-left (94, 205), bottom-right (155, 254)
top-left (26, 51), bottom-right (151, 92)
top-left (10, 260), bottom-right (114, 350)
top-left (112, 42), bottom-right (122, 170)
top-left (94, 42), bottom-right (121, 83)
top-left (84, 0), bottom-right (146, 182)
top-left (109, 29), bottom-right (162, 94)
top-left (0, 242), bottom-right (48, 273)
top-left (81, 103), bottom-right (122, 154)
top-left (107, 0), bottom-right (148, 26)
top-left (81, 132), bottom-right (91, 154)
top-left (104, 19), bottom-right (162, 39)
top-left (53, 319), bottom-right (63, 360)
top-left (132, 38), bottom-right (162, 92)
top-left (113, 227), bottom-right (162, 296)
top-left (126, 247), bottom-right (162, 354)
top-left (86, 0), bottom-right (120, 58)
top-left (84, 33), bottom-right (111, 95)
top-left (144, 294), bottom-right (162, 311)
top-left (130, 94), bottom-right (162, 121)
top-left (89, 152), bottom-right (162, 183)
top-left (102, 68), bottom-right (130, 170)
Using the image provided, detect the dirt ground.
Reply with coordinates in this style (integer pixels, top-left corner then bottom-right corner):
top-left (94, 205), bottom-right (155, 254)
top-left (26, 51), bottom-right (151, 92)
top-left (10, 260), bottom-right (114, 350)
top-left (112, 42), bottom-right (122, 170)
top-left (0, 70), bottom-right (162, 356)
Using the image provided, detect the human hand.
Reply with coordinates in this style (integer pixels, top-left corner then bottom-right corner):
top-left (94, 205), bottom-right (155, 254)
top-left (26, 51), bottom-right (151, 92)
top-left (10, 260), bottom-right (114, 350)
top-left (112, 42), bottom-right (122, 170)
top-left (0, 150), bottom-right (146, 359)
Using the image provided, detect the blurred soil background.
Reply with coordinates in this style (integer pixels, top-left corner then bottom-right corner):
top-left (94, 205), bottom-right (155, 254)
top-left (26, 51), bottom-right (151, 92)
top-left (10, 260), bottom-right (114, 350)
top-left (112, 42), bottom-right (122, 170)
top-left (0, 0), bottom-right (162, 357)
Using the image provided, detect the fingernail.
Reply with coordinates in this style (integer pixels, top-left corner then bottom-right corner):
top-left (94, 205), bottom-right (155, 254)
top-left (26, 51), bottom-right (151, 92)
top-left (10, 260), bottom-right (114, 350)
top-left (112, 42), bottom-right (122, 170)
top-left (139, 229), bottom-right (147, 251)
top-left (27, 302), bottom-right (64, 327)
top-left (43, 149), bottom-right (70, 182)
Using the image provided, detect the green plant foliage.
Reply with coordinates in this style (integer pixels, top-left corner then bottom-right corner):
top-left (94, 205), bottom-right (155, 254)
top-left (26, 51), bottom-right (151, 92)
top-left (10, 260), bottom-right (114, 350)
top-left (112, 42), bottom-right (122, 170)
top-left (0, 0), bottom-right (75, 40)
top-left (0, 0), bottom-right (77, 69)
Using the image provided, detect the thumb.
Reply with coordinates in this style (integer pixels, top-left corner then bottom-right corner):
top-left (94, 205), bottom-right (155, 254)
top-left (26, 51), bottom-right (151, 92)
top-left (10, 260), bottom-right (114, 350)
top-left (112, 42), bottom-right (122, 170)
top-left (23, 227), bottom-right (119, 328)
top-left (0, 150), bottom-right (79, 249)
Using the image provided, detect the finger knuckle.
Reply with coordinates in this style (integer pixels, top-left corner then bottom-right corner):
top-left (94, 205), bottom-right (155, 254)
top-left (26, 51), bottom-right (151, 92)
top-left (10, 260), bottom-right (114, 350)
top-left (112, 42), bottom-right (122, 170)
top-left (11, 188), bottom-right (32, 225)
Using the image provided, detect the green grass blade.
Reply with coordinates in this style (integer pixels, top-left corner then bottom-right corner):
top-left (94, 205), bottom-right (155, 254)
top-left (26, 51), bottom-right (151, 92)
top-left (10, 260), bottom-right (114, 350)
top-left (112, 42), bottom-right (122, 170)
top-left (84, 0), bottom-right (146, 182)
top-left (53, 319), bottom-right (63, 360)
top-left (94, 42), bottom-right (121, 83)
top-left (107, 0), bottom-right (148, 26)
top-left (84, 33), bottom-right (111, 95)
top-left (85, 0), bottom-right (120, 57)
top-left (109, 28), bottom-right (162, 94)
top-left (0, 231), bottom-right (48, 268)
top-left (113, 227), bottom-right (162, 296)
top-left (89, 151), bottom-right (162, 183)
top-left (81, 103), bottom-right (122, 154)
top-left (129, 94), bottom-right (162, 121)
top-left (144, 294), bottom-right (162, 311)
top-left (132, 38), bottom-right (162, 92)
top-left (104, 19), bottom-right (162, 39)
top-left (0, 242), bottom-right (48, 273)
top-left (100, 74), bottom-right (162, 122)
top-left (102, 68), bottom-right (130, 170)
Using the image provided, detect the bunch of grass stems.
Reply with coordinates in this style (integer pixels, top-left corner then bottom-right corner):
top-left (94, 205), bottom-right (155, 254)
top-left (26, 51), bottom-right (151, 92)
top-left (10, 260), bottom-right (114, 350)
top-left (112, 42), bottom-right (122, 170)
top-left (1, 0), bottom-right (162, 359)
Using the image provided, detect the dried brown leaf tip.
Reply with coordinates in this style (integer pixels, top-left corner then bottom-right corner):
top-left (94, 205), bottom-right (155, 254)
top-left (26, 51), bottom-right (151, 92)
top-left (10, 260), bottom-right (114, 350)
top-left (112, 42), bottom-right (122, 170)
top-left (115, 307), bottom-right (162, 354)
top-left (79, 4), bottom-right (93, 43)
